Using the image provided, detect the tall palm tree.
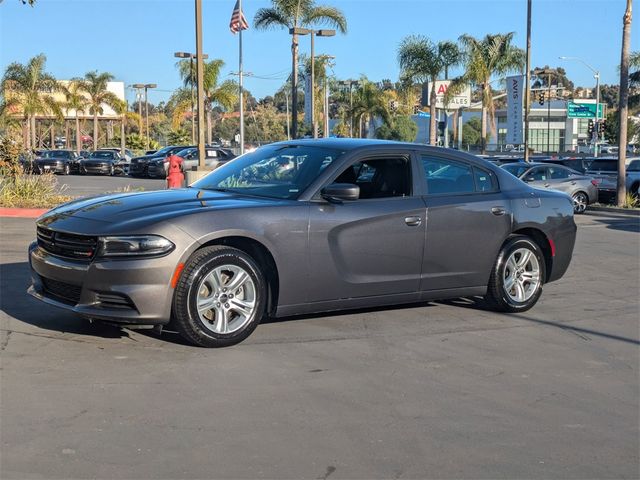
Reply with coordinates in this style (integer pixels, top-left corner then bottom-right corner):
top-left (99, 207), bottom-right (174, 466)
top-left (254, 0), bottom-right (347, 139)
top-left (459, 33), bottom-right (525, 153)
top-left (617, 0), bottom-right (632, 206)
top-left (61, 81), bottom-right (89, 153)
top-left (350, 79), bottom-right (390, 138)
top-left (77, 71), bottom-right (122, 150)
top-left (177, 59), bottom-right (238, 144)
top-left (398, 36), bottom-right (461, 145)
top-left (0, 54), bottom-right (62, 150)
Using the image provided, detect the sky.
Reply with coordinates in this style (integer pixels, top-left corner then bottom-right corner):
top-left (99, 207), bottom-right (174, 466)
top-left (0, 0), bottom-right (637, 106)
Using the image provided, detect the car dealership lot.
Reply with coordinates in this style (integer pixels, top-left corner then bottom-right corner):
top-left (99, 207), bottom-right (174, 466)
top-left (1, 213), bottom-right (638, 479)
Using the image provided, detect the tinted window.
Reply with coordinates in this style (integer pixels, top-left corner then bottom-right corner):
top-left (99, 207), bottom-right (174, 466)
top-left (502, 164), bottom-right (531, 178)
top-left (473, 167), bottom-right (498, 192)
top-left (42, 150), bottom-right (71, 159)
top-left (548, 166), bottom-right (569, 179)
top-left (588, 160), bottom-right (617, 172)
top-left (627, 160), bottom-right (640, 172)
top-left (422, 157), bottom-right (475, 194)
top-left (527, 167), bottom-right (548, 181)
top-left (88, 151), bottom-right (116, 159)
top-left (335, 157), bottom-right (411, 199)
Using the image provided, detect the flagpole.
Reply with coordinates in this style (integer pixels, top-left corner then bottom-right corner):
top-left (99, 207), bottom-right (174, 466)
top-left (238, 0), bottom-right (245, 155)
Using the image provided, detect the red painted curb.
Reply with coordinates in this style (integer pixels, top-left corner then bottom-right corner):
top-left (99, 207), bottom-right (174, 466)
top-left (0, 208), bottom-right (49, 218)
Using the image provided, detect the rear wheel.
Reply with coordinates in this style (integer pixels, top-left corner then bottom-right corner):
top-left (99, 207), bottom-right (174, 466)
top-left (485, 236), bottom-right (545, 313)
top-left (572, 191), bottom-right (588, 214)
top-left (173, 246), bottom-right (267, 347)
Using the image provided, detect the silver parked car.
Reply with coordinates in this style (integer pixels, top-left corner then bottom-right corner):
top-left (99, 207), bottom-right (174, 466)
top-left (501, 162), bottom-right (598, 214)
top-left (28, 140), bottom-right (577, 347)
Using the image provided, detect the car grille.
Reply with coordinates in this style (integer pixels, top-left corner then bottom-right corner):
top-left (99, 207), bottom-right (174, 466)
top-left (37, 227), bottom-right (98, 260)
top-left (41, 277), bottom-right (82, 304)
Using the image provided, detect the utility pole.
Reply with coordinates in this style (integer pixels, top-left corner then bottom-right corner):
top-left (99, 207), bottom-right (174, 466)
top-left (195, 0), bottom-right (206, 168)
top-left (524, 0), bottom-right (532, 162)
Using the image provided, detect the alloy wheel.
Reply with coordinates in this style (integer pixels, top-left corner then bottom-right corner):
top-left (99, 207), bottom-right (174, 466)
top-left (503, 248), bottom-right (541, 302)
top-left (196, 264), bottom-right (257, 335)
top-left (572, 192), bottom-right (588, 214)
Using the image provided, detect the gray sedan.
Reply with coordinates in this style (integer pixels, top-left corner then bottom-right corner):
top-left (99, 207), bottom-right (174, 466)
top-left (501, 162), bottom-right (598, 213)
top-left (28, 140), bottom-right (577, 347)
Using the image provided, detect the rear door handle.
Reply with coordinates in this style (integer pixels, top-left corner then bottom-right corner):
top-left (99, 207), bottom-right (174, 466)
top-left (404, 216), bottom-right (422, 226)
top-left (491, 207), bottom-right (506, 216)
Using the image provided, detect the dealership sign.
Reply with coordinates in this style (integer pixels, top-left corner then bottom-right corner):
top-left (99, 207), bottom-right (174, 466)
top-left (506, 75), bottom-right (524, 145)
top-left (567, 101), bottom-right (605, 119)
top-left (426, 80), bottom-right (471, 109)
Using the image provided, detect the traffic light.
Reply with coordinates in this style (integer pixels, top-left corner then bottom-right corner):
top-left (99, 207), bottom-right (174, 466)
top-left (587, 119), bottom-right (594, 135)
top-left (538, 92), bottom-right (545, 105)
top-left (599, 120), bottom-right (606, 134)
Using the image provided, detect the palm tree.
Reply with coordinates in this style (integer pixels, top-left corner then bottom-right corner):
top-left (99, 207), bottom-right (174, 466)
top-left (398, 36), bottom-right (462, 145)
top-left (61, 81), bottom-right (89, 153)
top-left (350, 79), bottom-right (390, 138)
top-left (459, 33), bottom-right (525, 153)
top-left (77, 71), bottom-right (122, 150)
top-left (0, 54), bottom-right (62, 150)
top-left (617, 0), bottom-right (632, 206)
top-left (177, 59), bottom-right (237, 144)
top-left (254, 0), bottom-right (347, 139)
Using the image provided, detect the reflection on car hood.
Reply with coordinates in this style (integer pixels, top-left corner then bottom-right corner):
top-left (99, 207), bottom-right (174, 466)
top-left (37, 188), bottom-right (287, 234)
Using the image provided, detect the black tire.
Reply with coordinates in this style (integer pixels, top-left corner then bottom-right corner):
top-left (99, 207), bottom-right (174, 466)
top-left (485, 235), bottom-right (546, 313)
top-left (173, 246), bottom-right (267, 347)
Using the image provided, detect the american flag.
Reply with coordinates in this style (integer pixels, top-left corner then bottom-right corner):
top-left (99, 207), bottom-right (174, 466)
top-left (230, 0), bottom-right (249, 34)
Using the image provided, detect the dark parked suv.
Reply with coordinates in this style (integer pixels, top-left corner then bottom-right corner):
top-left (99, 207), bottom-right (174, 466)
top-left (146, 146), bottom-right (236, 178)
top-left (33, 150), bottom-right (80, 175)
top-left (129, 146), bottom-right (189, 177)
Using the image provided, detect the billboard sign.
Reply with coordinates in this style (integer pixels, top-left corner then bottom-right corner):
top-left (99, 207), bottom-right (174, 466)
top-left (567, 101), bottom-right (605, 119)
top-left (506, 75), bottom-right (524, 144)
top-left (426, 80), bottom-right (471, 110)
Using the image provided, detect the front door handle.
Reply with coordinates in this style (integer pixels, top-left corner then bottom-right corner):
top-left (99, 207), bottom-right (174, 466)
top-left (491, 207), bottom-right (506, 216)
top-left (404, 216), bottom-right (422, 227)
top-left (544, 183), bottom-right (550, 187)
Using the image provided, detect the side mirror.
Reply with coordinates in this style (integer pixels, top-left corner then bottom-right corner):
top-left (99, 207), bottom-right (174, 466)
top-left (523, 176), bottom-right (535, 183)
top-left (321, 183), bottom-right (360, 203)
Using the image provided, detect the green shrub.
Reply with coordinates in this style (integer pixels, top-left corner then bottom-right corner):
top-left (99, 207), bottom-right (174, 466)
top-left (0, 173), bottom-right (72, 208)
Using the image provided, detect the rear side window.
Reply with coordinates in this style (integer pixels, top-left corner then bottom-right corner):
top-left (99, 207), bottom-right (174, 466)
top-left (421, 156), bottom-right (496, 194)
top-left (548, 166), bottom-right (569, 179)
top-left (589, 161), bottom-right (617, 172)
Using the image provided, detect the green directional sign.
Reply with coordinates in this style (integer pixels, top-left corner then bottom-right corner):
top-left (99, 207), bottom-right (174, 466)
top-left (567, 101), bottom-right (605, 119)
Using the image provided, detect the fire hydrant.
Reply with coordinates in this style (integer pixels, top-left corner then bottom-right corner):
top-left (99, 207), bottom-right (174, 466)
top-left (166, 154), bottom-right (184, 189)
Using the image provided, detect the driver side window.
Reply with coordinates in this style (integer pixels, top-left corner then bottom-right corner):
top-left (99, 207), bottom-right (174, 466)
top-left (334, 156), bottom-right (412, 199)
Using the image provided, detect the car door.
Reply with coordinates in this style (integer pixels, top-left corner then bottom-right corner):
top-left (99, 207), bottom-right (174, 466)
top-left (307, 152), bottom-right (426, 302)
top-left (545, 165), bottom-right (575, 195)
top-left (419, 154), bottom-right (511, 290)
top-left (522, 166), bottom-right (549, 189)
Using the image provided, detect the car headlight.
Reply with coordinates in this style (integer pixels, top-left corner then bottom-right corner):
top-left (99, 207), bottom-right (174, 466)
top-left (97, 235), bottom-right (174, 257)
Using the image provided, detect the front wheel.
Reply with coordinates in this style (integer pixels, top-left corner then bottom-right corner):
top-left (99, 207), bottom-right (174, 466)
top-left (485, 236), bottom-right (546, 313)
top-left (572, 191), bottom-right (588, 214)
top-left (173, 246), bottom-right (267, 347)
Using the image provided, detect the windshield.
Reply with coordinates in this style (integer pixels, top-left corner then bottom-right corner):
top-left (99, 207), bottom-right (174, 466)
top-left (501, 164), bottom-right (531, 178)
top-left (628, 160), bottom-right (640, 172)
top-left (192, 144), bottom-right (345, 200)
top-left (41, 150), bottom-right (70, 159)
top-left (153, 146), bottom-right (176, 156)
top-left (88, 151), bottom-right (115, 159)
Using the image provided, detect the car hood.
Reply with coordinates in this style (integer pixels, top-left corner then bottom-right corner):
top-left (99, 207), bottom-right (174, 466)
top-left (131, 153), bottom-right (166, 162)
top-left (37, 188), bottom-right (288, 234)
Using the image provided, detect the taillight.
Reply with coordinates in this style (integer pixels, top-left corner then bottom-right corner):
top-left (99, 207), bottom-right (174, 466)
top-left (591, 179), bottom-right (600, 186)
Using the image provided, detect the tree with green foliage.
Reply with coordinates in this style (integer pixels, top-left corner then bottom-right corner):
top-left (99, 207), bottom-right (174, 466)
top-left (462, 117), bottom-right (482, 147)
top-left (376, 115), bottom-right (418, 142)
top-left (176, 58), bottom-right (238, 144)
top-left (398, 36), bottom-right (461, 145)
top-left (167, 128), bottom-right (191, 145)
top-left (350, 79), bottom-right (390, 138)
top-left (458, 33), bottom-right (525, 153)
top-left (76, 71), bottom-right (123, 150)
top-left (254, 0), bottom-right (347, 139)
top-left (0, 54), bottom-right (62, 150)
top-left (61, 81), bottom-right (89, 154)
top-left (246, 104), bottom-right (287, 143)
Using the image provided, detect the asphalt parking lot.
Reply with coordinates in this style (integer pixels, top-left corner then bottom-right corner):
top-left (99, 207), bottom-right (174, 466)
top-left (1, 212), bottom-right (638, 479)
top-left (55, 174), bottom-right (166, 198)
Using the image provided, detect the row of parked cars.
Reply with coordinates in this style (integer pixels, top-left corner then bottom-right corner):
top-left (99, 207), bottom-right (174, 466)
top-left (484, 154), bottom-right (640, 213)
top-left (20, 144), bottom-right (236, 179)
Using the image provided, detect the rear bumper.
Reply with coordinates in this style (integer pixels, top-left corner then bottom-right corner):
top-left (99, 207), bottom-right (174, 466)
top-left (547, 218), bottom-right (577, 283)
top-left (28, 242), bottom-right (176, 325)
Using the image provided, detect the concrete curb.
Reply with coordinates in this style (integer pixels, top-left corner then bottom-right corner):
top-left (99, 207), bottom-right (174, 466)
top-left (0, 208), bottom-right (49, 218)
top-left (587, 206), bottom-right (640, 217)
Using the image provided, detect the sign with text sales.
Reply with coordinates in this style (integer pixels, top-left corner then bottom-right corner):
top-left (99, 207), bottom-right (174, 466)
top-left (567, 102), bottom-right (605, 119)
top-left (426, 80), bottom-right (471, 109)
top-left (506, 75), bottom-right (524, 145)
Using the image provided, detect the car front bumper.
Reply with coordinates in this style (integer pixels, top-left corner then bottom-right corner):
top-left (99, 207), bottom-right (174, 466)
top-left (28, 242), bottom-right (177, 325)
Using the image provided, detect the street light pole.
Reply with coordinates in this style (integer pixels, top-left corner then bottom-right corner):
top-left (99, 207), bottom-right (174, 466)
top-left (144, 84), bottom-right (156, 151)
top-left (559, 56), bottom-right (601, 157)
top-left (175, 52), bottom-right (209, 145)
